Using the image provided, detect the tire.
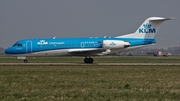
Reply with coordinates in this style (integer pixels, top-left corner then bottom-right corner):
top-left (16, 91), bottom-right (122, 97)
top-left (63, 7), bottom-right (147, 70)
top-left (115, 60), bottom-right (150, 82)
top-left (88, 58), bottom-right (93, 63)
top-left (24, 59), bottom-right (28, 63)
top-left (84, 58), bottom-right (89, 63)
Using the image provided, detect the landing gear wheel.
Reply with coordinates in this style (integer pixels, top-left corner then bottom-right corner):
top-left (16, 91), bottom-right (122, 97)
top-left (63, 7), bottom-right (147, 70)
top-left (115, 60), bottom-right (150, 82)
top-left (88, 58), bottom-right (93, 63)
top-left (84, 58), bottom-right (89, 63)
top-left (24, 59), bottom-right (28, 63)
top-left (84, 58), bottom-right (94, 64)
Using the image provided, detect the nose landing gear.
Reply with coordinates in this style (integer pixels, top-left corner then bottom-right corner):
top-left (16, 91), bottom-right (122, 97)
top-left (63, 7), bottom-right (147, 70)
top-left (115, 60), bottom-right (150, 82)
top-left (24, 59), bottom-right (28, 63)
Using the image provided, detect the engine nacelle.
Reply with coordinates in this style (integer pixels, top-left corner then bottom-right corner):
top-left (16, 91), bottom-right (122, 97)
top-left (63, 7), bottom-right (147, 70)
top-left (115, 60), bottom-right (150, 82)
top-left (102, 40), bottom-right (130, 49)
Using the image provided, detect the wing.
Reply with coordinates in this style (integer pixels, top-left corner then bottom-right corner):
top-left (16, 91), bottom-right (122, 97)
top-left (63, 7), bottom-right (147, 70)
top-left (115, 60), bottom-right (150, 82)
top-left (68, 48), bottom-right (106, 56)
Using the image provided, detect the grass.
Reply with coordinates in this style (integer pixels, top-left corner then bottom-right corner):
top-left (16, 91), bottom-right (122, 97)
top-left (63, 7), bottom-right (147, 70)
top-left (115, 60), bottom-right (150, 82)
top-left (1, 56), bottom-right (180, 63)
top-left (0, 65), bottom-right (180, 100)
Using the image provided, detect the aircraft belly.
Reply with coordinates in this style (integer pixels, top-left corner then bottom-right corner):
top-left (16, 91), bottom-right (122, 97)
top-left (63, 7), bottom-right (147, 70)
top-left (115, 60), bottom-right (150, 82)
top-left (34, 49), bottom-right (70, 56)
top-left (17, 49), bottom-right (71, 57)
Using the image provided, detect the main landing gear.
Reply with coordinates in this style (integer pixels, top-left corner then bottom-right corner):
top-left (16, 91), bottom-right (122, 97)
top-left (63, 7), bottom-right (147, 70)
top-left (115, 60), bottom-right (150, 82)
top-left (84, 57), bottom-right (94, 64)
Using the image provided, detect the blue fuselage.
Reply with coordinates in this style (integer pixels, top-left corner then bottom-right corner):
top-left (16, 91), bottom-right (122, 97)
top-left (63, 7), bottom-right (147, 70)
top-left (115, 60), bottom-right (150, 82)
top-left (5, 37), bottom-right (156, 55)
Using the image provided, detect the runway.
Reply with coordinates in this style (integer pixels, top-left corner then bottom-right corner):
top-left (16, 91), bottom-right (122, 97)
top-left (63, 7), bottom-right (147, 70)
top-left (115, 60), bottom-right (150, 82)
top-left (1, 63), bottom-right (180, 66)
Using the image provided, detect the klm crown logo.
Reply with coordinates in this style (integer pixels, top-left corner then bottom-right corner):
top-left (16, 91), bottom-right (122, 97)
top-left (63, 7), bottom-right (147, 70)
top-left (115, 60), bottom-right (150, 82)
top-left (110, 42), bottom-right (116, 46)
top-left (143, 23), bottom-right (151, 28)
top-left (139, 23), bottom-right (156, 34)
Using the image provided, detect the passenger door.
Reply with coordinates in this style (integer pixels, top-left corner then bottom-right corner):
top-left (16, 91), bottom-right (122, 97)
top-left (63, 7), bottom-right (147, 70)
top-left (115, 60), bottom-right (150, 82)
top-left (26, 41), bottom-right (32, 53)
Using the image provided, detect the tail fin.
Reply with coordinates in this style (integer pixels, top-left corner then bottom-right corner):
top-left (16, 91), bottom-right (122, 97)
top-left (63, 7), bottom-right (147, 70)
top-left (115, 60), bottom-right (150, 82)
top-left (116, 17), bottom-right (174, 39)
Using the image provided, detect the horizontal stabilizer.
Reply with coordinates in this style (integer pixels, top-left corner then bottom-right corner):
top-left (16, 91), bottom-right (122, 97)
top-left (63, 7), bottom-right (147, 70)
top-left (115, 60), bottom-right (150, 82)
top-left (149, 17), bottom-right (175, 21)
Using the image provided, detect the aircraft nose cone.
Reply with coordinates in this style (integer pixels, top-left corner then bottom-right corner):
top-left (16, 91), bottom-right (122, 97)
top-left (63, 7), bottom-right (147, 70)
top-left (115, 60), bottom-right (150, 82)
top-left (5, 48), bottom-right (11, 54)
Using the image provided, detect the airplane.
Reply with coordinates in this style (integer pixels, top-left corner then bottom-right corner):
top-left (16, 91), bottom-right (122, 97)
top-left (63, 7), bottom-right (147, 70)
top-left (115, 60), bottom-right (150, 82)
top-left (5, 17), bottom-right (174, 63)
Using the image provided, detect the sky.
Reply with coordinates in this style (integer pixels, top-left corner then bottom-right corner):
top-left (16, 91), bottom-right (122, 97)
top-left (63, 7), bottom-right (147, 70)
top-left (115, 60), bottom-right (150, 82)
top-left (0, 0), bottom-right (179, 49)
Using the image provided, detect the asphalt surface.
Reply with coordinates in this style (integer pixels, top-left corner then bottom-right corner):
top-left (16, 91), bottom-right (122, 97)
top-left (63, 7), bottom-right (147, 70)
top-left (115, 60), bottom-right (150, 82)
top-left (1, 63), bottom-right (180, 66)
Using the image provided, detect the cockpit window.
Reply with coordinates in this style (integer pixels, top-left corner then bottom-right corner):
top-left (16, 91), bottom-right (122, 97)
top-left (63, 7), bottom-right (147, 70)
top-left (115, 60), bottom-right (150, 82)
top-left (13, 44), bottom-right (22, 47)
top-left (18, 44), bottom-right (22, 46)
top-left (13, 44), bottom-right (17, 46)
